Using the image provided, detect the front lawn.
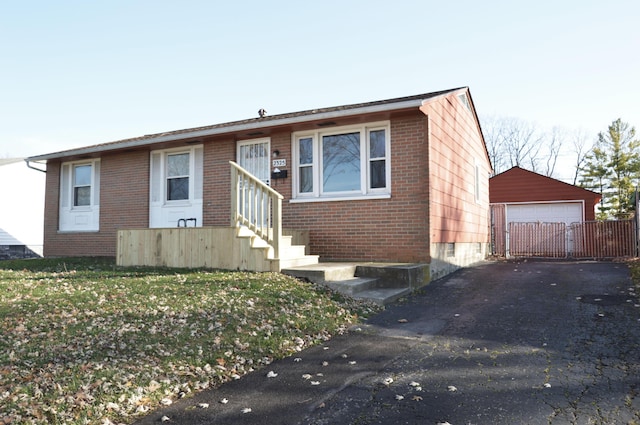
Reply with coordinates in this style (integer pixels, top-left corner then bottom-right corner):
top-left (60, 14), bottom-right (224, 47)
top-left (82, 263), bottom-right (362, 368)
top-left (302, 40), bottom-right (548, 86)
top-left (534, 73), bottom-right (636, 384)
top-left (0, 258), bottom-right (378, 424)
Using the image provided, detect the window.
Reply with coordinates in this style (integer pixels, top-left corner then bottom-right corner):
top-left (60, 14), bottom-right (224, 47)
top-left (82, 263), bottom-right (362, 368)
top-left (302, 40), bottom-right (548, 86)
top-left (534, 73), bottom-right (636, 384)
top-left (166, 153), bottom-right (190, 201)
top-left (293, 122), bottom-right (391, 200)
top-left (59, 159), bottom-right (100, 232)
top-left (149, 146), bottom-right (203, 228)
top-left (73, 164), bottom-right (92, 206)
top-left (298, 137), bottom-right (313, 193)
top-left (446, 243), bottom-right (455, 257)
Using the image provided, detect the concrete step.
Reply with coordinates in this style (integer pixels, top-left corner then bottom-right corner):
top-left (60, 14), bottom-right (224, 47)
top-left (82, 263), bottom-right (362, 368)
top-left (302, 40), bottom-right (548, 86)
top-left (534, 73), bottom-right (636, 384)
top-left (324, 277), bottom-right (381, 296)
top-left (356, 263), bottom-right (429, 290)
top-left (281, 263), bottom-right (358, 284)
top-left (282, 262), bottom-right (420, 306)
top-left (355, 287), bottom-right (412, 306)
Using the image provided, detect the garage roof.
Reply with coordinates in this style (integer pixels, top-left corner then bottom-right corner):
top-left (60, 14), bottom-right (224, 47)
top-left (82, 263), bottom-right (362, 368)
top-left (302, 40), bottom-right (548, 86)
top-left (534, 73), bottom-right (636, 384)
top-left (489, 166), bottom-right (601, 204)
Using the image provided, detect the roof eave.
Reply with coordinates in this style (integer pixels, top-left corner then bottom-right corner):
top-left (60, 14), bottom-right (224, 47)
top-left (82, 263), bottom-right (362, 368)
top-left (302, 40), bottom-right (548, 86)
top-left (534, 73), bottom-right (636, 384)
top-left (27, 98), bottom-right (429, 162)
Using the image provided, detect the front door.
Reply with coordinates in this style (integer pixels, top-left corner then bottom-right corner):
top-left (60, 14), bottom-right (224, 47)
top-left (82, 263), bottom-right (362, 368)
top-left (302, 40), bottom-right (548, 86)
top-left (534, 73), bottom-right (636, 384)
top-left (237, 139), bottom-right (271, 228)
top-left (237, 138), bottom-right (270, 185)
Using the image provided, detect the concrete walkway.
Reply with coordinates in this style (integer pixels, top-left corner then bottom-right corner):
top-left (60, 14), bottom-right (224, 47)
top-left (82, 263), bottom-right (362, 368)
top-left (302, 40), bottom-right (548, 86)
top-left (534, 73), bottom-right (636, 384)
top-left (135, 260), bottom-right (640, 424)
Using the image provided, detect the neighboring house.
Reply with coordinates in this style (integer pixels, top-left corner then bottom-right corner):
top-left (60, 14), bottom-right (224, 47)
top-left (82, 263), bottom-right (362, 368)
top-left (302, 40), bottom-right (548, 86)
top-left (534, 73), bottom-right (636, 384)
top-left (0, 227), bottom-right (40, 260)
top-left (26, 87), bottom-right (491, 283)
top-left (0, 158), bottom-right (45, 257)
top-left (490, 166), bottom-right (603, 257)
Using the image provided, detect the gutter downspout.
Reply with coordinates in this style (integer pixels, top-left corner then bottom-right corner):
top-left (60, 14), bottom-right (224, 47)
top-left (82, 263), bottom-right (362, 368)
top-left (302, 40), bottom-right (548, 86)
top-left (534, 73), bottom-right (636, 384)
top-left (25, 159), bottom-right (46, 173)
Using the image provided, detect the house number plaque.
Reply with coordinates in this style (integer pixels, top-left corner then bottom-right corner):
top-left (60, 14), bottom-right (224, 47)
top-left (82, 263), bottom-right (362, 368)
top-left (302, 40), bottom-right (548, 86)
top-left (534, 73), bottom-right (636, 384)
top-left (272, 159), bottom-right (286, 167)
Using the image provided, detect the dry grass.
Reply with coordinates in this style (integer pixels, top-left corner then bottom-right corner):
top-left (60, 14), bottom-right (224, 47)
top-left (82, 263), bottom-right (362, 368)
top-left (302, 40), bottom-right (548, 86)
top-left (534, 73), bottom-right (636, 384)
top-left (0, 257), bottom-right (379, 424)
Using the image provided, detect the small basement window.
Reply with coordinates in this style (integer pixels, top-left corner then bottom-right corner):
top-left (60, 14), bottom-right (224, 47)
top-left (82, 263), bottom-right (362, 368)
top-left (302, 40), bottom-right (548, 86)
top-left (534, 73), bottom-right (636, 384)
top-left (446, 243), bottom-right (455, 257)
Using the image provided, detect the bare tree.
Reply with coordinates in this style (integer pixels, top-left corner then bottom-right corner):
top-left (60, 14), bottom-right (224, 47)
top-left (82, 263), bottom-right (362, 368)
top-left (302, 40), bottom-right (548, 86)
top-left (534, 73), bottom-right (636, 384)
top-left (482, 116), bottom-right (554, 176)
top-left (481, 115), bottom-right (507, 175)
top-left (540, 126), bottom-right (564, 177)
top-left (570, 128), bottom-right (594, 185)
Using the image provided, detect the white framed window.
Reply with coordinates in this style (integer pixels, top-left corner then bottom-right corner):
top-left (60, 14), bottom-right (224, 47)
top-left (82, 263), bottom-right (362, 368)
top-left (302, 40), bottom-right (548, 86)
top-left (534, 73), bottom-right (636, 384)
top-left (292, 121), bottom-right (391, 201)
top-left (59, 159), bottom-right (100, 232)
top-left (150, 146), bottom-right (203, 228)
top-left (166, 152), bottom-right (190, 201)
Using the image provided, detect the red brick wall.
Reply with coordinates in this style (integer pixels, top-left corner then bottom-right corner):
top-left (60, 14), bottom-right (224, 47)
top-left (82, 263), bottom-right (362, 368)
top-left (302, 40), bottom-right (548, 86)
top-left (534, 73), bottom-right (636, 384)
top-left (203, 139), bottom-right (234, 226)
top-left (44, 150), bottom-right (150, 257)
top-left (421, 94), bottom-right (491, 243)
top-left (278, 114), bottom-right (431, 262)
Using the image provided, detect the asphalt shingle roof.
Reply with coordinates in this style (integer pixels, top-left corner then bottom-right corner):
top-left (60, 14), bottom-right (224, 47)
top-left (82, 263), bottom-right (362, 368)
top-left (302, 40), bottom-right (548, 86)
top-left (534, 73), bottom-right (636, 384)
top-left (27, 87), bottom-right (466, 162)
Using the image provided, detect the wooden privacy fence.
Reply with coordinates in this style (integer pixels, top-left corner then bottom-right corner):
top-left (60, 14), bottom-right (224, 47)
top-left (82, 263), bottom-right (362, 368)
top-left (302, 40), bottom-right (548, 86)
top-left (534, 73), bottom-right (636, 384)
top-left (492, 217), bottom-right (637, 259)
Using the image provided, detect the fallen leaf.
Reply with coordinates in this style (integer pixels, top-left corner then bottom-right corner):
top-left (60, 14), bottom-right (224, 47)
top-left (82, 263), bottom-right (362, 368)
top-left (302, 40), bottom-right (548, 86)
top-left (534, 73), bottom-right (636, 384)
top-left (409, 381), bottom-right (420, 387)
top-left (383, 377), bottom-right (394, 386)
top-left (242, 407), bottom-right (252, 413)
top-left (412, 395), bottom-right (423, 401)
top-left (447, 385), bottom-right (457, 392)
top-left (161, 416), bottom-right (170, 422)
top-left (220, 398), bottom-right (229, 404)
top-left (311, 381), bottom-right (320, 385)
top-left (395, 395), bottom-right (404, 400)
top-left (198, 403), bottom-right (209, 409)
top-left (266, 371), bottom-right (278, 378)
top-left (397, 319), bottom-right (408, 323)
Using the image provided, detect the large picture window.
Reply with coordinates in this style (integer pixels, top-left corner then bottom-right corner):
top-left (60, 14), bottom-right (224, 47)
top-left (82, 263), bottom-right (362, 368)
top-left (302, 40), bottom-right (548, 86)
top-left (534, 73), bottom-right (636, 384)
top-left (293, 122), bottom-right (390, 200)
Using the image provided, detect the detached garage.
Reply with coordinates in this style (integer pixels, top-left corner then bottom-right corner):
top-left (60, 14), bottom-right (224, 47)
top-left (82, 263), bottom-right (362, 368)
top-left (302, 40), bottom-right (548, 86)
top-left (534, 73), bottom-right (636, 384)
top-left (490, 167), bottom-right (601, 257)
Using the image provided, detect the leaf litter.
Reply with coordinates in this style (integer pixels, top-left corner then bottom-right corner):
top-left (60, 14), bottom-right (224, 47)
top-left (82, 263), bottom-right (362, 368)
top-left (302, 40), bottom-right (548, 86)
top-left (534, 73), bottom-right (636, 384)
top-left (0, 257), bottom-right (380, 424)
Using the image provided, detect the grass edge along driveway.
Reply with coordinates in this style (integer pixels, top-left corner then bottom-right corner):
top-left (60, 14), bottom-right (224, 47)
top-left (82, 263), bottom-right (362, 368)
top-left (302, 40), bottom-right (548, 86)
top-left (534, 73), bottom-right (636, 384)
top-left (0, 257), bottom-right (380, 425)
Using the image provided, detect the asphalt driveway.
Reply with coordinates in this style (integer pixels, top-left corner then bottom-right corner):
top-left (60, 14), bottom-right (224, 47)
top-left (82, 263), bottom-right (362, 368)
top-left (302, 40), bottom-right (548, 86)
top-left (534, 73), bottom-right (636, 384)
top-left (136, 260), bottom-right (640, 425)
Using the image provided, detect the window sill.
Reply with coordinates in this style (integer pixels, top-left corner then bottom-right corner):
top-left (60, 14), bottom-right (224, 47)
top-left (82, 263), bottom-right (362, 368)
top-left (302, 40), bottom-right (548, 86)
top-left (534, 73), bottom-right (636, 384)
top-left (289, 193), bottom-right (391, 203)
top-left (57, 229), bottom-right (100, 233)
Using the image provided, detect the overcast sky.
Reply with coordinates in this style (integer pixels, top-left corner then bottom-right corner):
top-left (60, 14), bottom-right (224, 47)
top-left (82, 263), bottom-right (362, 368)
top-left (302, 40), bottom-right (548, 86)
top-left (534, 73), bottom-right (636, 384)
top-left (1, 0), bottom-right (639, 183)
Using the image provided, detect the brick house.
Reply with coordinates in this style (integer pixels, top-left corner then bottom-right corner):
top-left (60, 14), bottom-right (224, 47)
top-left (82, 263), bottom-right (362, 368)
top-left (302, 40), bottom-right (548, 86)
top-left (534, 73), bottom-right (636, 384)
top-left (27, 87), bottom-right (491, 283)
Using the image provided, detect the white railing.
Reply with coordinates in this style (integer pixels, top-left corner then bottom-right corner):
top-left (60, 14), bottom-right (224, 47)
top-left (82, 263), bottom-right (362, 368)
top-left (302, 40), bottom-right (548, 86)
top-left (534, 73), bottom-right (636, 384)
top-left (230, 161), bottom-right (283, 259)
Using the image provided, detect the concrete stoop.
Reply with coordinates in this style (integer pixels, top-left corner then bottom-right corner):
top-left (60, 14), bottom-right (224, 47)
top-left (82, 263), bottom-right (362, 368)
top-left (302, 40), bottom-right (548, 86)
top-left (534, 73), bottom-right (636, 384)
top-left (281, 262), bottom-right (429, 306)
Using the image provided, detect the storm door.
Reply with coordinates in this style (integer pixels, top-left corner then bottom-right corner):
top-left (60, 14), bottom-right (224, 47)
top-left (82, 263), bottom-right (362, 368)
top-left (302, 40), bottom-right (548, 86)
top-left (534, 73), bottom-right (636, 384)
top-left (237, 139), bottom-right (271, 229)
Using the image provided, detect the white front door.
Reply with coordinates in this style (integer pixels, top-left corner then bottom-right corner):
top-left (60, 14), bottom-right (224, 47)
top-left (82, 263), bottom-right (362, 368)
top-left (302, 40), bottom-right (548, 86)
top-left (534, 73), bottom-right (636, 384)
top-left (237, 138), bottom-right (270, 185)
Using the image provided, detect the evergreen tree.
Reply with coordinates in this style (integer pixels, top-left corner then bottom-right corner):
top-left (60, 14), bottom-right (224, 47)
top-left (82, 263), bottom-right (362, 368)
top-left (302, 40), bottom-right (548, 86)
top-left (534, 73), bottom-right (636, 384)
top-left (579, 119), bottom-right (640, 219)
